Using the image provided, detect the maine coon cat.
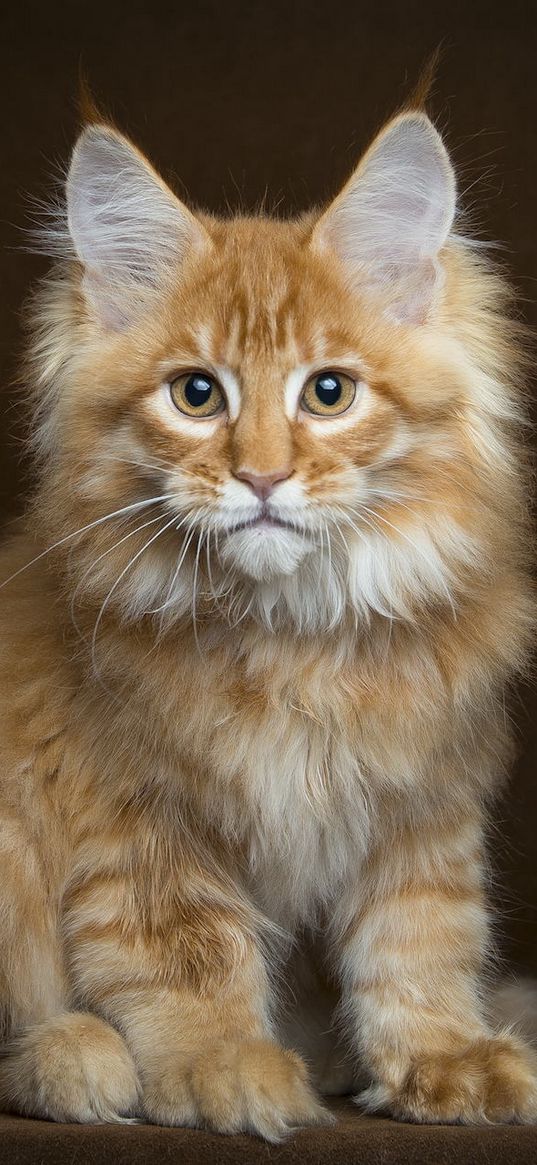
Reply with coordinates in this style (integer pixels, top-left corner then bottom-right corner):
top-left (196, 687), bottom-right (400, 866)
top-left (0, 98), bottom-right (536, 1138)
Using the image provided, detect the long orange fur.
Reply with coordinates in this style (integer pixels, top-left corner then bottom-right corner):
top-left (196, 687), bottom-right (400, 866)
top-left (0, 103), bottom-right (536, 1136)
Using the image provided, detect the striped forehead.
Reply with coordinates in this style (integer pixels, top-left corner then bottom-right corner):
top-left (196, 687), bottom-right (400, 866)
top-left (188, 303), bottom-right (336, 423)
top-left (179, 225), bottom-right (364, 422)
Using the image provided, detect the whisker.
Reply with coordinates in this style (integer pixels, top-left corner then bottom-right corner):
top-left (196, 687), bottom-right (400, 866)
top-left (126, 515), bottom-right (200, 667)
top-left (205, 526), bottom-right (216, 600)
top-left (0, 495), bottom-right (173, 592)
top-left (361, 505), bottom-right (456, 616)
top-left (324, 517), bottom-right (333, 582)
top-left (330, 511), bottom-right (352, 555)
top-left (214, 520), bottom-right (222, 562)
top-left (69, 509), bottom-right (168, 640)
top-left (230, 590), bottom-right (255, 628)
top-left (150, 517), bottom-right (199, 618)
top-left (90, 513), bottom-right (179, 684)
top-left (317, 521), bottom-right (326, 589)
top-left (363, 494), bottom-right (437, 519)
top-left (100, 455), bottom-right (173, 475)
top-left (191, 527), bottom-right (205, 656)
top-left (204, 523), bottom-right (234, 614)
top-left (331, 505), bottom-right (368, 548)
top-left (328, 516), bottom-right (362, 633)
top-left (337, 502), bottom-right (456, 619)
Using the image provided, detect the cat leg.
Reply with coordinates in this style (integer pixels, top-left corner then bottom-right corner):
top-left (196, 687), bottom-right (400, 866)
top-left (63, 832), bottom-right (330, 1139)
top-left (0, 810), bottom-right (139, 1122)
top-left (0, 809), bottom-right (66, 1038)
top-left (333, 810), bottom-right (537, 1124)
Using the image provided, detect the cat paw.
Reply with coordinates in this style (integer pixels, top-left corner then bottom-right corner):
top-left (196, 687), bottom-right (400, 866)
top-left (0, 1011), bottom-right (140, 1122)
top-left (142, 1038), bottom-right (333, 1140)
top-left (359, 1034), bottom-right (537, 1124)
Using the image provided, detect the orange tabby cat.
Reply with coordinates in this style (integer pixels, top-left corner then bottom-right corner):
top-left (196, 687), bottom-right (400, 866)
top-left (0, 101), bottom-right (535, 1138)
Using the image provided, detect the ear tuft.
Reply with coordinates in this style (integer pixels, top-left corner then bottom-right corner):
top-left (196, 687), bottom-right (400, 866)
top-left (311, 112), bottom-right (456, 324)
top-left (77, 72), bottom-right (108, 128)
top-left (403, 46), bottom-right (443, 113)
top-left (66, 125), bottom-right (208, 328)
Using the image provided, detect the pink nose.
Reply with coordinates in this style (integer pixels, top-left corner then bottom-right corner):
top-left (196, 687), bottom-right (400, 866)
top-left (235, 467), bottom-right (292, 502)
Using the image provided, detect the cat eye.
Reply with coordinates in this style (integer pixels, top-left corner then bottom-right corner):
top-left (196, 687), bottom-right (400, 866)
top-left (301, 371), bottom-right (356, 417)
top-left (169, 372), bottom-right (225, 418)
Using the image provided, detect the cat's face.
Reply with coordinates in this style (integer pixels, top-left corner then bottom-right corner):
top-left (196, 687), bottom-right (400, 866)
top-left (37, 111), bottom-right (481, 633)
top-left (107, 217), bottom-right (430, 588)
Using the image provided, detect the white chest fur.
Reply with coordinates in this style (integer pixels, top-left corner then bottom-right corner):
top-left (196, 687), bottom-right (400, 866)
top-left (203, 689), bottom-right (372, 929)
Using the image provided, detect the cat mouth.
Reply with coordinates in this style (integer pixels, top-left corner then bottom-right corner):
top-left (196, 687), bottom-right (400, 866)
top-left (226, 515), bottom-right (298, 535)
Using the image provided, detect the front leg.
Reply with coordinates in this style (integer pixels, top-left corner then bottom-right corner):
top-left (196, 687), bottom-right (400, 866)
top-left (334, 809), bottom-right (537, 1123)
top-left (61, 821), bottom-right (328, 1138)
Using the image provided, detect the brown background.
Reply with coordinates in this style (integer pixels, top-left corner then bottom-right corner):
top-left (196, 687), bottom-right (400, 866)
top-left (0, 0), bottom-right (535, 974)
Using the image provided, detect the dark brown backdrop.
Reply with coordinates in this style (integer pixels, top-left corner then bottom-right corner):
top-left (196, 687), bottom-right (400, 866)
top-left (1, 0), bottom-right (535, 974)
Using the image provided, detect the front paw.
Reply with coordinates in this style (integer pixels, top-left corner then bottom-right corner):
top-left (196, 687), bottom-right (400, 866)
top-left (143, 1038), bottom-right (333, 1140)
top-left (0, 1012), bottom-right (139, 1122)
top-left (360, 1035), bottom-right (537, 1124)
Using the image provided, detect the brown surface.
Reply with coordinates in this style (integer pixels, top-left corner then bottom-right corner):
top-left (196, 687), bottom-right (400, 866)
top-left (0, 1), bottom-right (536, 1159)
top-left (1, 1101), bottom-right (537, 1165)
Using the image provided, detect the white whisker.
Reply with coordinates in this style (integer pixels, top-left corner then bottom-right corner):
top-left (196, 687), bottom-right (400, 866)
top-left (191, 528), bottom-right (205, 655)
top-left (0, 495), bottom-right (173, 592)
top-left (69, 508), bottom-right (169, 639)
top-left (361, 505), bottom-right (456, 617)
top-left (205, 526), bottom-right (217, 600)
top-left (230, 591), bottom-right (255, 628)
top-left (205, 524), bottom-right (234, 613)
top-left (90, 513), bottom-right (178, 683)
top-left (150, 516), bottom-right (199, 618)
top-left (314, 520), bottom-right (322, 592)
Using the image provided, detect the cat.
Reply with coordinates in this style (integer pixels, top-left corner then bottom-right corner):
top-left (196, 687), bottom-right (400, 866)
top-left (0, 96), bottom-right (536, 1139)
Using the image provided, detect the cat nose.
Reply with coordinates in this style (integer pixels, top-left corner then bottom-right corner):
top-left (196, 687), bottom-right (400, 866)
top-left (235, 467), bottom-right (292, 502)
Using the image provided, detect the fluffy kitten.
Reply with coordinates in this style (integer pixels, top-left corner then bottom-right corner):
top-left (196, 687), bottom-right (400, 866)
top-left (0, 101), bottom-right (536, 1137)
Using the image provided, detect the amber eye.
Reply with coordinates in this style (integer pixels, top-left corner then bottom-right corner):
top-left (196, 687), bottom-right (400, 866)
top-left (169, 372), bottom-right (225, 418)
top-left (301, 371), bottom-right (356, 417)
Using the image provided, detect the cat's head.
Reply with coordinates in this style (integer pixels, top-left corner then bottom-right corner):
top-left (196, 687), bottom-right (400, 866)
top-left (30, 109), bottom-right (517, 635)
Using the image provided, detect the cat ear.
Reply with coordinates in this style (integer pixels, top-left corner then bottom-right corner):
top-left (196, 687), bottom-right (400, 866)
top-left (310, 112), bottom-right (456, 324)
top-left (66, 124), bottom-right (210, 328)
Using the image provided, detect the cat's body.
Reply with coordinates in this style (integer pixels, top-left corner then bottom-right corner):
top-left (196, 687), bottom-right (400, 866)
top-left (0, 105), bottom-right (536, 1136)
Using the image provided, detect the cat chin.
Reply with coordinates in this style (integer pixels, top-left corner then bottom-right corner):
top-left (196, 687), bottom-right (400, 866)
top-left (220, 526), bottom-right (311, 582)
